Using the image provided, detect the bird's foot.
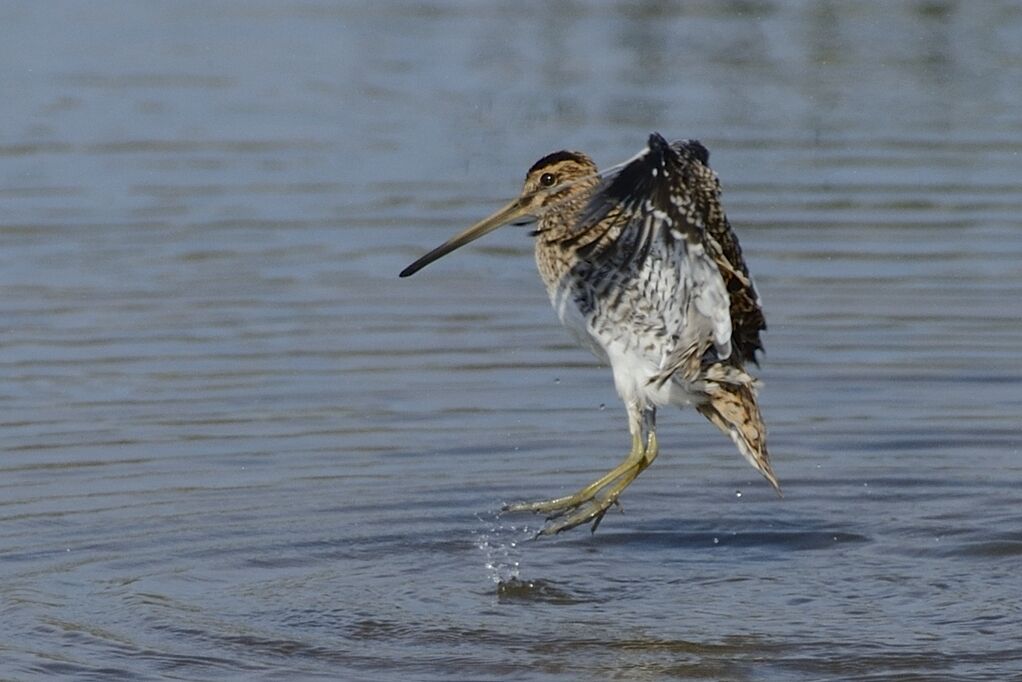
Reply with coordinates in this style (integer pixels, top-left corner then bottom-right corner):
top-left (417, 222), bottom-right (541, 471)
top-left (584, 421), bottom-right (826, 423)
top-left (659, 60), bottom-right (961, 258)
top-left (540, 494), bottom-right (625, 536)
top-left (502, 432), bottom-right (658, 536)
top-left (502, 487), bottom-right (624, 536)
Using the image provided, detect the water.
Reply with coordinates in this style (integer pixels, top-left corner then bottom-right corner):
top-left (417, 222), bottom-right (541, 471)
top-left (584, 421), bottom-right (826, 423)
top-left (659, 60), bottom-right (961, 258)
top-left (3, 1), bottom-right (1021, 679)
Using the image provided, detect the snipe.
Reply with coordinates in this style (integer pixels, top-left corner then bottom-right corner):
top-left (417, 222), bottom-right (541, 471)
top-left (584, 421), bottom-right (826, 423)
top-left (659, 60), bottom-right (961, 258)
top-left (401, 133), bottom-right (780, 535)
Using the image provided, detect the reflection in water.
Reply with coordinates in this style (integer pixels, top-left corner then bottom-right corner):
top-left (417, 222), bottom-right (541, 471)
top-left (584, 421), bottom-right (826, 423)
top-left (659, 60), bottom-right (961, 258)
top-left (495, 578), bottom-right (589, 605)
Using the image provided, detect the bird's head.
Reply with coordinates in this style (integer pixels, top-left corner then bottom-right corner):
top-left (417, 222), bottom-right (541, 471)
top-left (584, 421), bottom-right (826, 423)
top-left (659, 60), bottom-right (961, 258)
top-left (399, 150), bottom-right (598, 278)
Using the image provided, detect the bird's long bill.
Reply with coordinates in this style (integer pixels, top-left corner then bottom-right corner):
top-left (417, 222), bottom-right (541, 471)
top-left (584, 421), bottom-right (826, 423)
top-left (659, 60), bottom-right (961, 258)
top-left (399, 199), bottom-right (530, 278)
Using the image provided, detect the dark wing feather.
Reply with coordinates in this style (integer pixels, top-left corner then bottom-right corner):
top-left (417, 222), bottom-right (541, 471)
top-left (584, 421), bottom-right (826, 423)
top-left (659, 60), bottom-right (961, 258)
top-left (669, 138), bottom-right (766, 364)
top-left (570, 133), bottom-right (699, 262)
top-left (570, 133), bottom-right (765, 365)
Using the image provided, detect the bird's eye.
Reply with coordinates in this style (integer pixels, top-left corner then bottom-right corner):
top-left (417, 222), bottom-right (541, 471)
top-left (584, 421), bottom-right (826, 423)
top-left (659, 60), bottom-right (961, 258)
top-left (539, 172), bottom-right (556, 187)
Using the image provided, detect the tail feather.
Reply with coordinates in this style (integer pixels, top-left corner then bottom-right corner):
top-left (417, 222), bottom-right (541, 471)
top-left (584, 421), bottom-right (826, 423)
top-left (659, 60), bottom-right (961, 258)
top-left (697, 382), bottom-right (781, 495)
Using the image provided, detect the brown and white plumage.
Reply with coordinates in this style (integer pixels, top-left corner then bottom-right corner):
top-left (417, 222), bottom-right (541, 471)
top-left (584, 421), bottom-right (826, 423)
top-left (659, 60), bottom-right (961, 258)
top-left (401, 133), bottom-right (779, 535)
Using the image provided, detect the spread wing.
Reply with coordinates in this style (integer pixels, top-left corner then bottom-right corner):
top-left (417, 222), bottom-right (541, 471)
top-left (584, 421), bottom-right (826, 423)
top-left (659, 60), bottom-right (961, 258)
top-left (668, 138), bottom-right (766, 365)
top-left (568, 133), bottom-right (765, 374)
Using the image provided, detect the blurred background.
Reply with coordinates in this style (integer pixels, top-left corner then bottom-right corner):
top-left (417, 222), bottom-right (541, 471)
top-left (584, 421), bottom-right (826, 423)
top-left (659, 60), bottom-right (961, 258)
top-left (2, 2), bottom-right (1020, 679)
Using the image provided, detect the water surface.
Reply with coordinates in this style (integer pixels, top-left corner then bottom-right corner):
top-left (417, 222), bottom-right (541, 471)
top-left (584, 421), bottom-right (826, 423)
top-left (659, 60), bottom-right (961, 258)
top-left (2, 2), bottom-right (1021, 680)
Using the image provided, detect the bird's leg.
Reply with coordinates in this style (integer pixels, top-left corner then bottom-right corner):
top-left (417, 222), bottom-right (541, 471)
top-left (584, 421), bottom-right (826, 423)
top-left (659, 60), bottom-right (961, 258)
top-left (503, 404), bottom-right (658, 535)
top-left (503, 432), bottom-right (645, 515)
top-left (540, 430), bottom-right (659, 536)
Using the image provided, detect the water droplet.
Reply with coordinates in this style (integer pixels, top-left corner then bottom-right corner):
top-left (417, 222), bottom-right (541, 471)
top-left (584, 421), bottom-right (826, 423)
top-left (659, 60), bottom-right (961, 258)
top-left (476, 512), bottom-right (532, 585)
top-left (599, 403), bottom-right (606, 411)
top-left (553, 377), bottom-right (560, 384)
top-left (735, 490), bottom-right (743, 498)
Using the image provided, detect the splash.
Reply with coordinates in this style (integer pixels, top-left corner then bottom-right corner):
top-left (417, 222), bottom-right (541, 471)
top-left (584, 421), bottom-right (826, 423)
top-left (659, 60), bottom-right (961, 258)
top-left (475, 510), bottom-right (535, 586)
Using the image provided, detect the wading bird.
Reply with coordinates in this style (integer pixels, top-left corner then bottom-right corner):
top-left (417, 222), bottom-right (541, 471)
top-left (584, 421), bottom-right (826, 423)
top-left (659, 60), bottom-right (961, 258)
top-left (400, 133), bottom-right (780, 535)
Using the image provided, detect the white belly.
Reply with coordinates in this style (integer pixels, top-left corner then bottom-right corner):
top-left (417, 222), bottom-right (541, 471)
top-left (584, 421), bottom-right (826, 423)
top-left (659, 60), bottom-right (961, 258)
top-left (548, 281), bottom-right (701, 409)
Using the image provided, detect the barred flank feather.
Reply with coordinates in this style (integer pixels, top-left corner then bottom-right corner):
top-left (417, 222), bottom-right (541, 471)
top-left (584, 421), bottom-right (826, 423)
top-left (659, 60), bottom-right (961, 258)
top-left (697, 382), bottom-right (781, 494)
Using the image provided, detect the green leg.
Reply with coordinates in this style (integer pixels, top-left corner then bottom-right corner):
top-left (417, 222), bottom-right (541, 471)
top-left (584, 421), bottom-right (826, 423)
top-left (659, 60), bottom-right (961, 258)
top-left (503, 402), bottom-right (659, 536)
top-left (538, 432), bottom-right (659, 536)
top-left (502, 432), bottom-right (644, 515)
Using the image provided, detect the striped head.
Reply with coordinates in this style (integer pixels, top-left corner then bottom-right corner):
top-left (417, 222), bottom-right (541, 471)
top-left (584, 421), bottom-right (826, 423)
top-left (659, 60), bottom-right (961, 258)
top-left (399, 149), bottom-right (599, 278)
